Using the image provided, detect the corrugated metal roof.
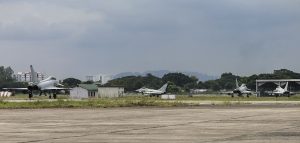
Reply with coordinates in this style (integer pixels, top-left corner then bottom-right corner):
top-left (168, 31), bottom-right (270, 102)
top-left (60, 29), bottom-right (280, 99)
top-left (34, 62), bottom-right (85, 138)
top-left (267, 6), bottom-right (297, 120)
top-left (78, 84), bottom-right (98, 91)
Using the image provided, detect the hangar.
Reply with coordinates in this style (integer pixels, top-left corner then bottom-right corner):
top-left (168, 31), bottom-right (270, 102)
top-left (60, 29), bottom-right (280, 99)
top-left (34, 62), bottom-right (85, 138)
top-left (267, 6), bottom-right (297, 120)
top-left (98, 87), bottom-right (124, 98)
top-left (70, 84), bottom-right (98, 99)
top-left (256, 79), bottom-right (300, 96)
top-left (70, 84), bottom-right (125, 99)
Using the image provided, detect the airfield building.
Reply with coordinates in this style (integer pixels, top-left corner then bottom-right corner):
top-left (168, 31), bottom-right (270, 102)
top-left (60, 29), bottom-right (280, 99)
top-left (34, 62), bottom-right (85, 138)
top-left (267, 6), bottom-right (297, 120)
top-left (256, 79), bottom-right (300, 96)
top-left (70, 84), bottom-right (124, 99)
top-left (98, 87), bottom-right (124, 98)
top-left (70, 84), bottom-right (98, 99)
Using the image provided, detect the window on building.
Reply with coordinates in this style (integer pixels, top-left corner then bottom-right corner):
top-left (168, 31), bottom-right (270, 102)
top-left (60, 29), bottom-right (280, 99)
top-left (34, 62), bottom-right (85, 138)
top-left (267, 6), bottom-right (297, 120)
top-left (88, 91), bottom-right (96, 97)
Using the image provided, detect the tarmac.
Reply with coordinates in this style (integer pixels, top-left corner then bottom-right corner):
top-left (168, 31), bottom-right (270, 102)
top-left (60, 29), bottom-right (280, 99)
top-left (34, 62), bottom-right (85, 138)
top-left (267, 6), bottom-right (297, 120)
top-left (0, 106), bottom-right (300, 143)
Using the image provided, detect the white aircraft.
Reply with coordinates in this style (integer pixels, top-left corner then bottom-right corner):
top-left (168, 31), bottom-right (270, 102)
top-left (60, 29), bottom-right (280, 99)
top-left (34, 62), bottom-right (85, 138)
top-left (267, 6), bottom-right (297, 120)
top-left (135, 87), bottom-right (149, 93)
top-left (273, 82), bottom-right (290, 97)
top-left (4, 65), bottom-right (67, 99)
top-left (232, 79), bottom-right (252, 97)
top-left (136, 83), bottom-right (168, 96)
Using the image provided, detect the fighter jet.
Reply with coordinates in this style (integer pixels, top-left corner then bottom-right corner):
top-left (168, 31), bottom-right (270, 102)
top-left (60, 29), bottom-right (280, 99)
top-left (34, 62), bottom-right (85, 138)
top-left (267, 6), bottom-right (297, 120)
top-left (273, 82), bottom-right (290, 97)
top-left (232, 79), bottom-right (252, 97)
top-left (135, 87), bottom-right (149, 93)
top-left (4, 65), bottom-right (67, 99)
top-left (136, 83), bottom-right (168, 97)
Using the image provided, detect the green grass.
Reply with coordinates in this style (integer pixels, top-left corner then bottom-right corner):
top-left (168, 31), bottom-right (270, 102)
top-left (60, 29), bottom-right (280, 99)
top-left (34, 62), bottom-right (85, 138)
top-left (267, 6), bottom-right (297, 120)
top-left (0, 97), bottom-right (186, 109)
top-left (0, 94), bottom-right (300, 109)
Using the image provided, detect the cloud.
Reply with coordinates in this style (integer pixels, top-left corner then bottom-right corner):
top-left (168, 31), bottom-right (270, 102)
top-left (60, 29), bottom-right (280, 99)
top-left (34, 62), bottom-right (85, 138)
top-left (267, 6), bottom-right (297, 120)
top-left (0, 1), bottom-right (103, 41)
top-left (0, 0), bottom-right (300, 79)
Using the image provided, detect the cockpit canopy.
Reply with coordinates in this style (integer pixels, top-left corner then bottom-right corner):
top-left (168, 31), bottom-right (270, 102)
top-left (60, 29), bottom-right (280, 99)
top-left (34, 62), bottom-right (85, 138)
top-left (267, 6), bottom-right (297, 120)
top-left (50, 77), bottom-right (56, 80)
top-left (43, 76), bottom-right (57, 81)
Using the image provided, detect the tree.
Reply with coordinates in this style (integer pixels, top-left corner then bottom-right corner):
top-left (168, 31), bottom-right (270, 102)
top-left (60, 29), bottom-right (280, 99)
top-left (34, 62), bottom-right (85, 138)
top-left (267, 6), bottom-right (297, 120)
top-left (142, 74), bottom-right (163, 89)
top-left (184, 82), bottom-right (198, 91)
top-left (4, 67), bottom-right (14, 81)
top-left (105, 74), bottom-right (164, 91)
top-left (206, 80), bottom-right (221, 91)
top-left (197, 81), bottom-right (206, 89)
top-left (162, 73), bottom-right (197, 87)
top-left (0, 66), bottom-right (15, 83)
top-left (166, 82), bottom-right (182, 93)
top-left (217, 73), bottom-right (238, 90)
top-left (105, 76), bottom-right (144, 91)
top-left (62, 78), bottom-right (82, 87)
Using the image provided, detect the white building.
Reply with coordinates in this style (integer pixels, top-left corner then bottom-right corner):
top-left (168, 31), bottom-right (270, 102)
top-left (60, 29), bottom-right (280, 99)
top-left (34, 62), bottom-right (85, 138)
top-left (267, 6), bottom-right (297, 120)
top-left (70, 84), bottom-right (98, 99)
top-left (70, 84), bottom-right (124, 99)
top-left (85, 74), bottom-right (112, 84)
top-left (14, 72), bottom-right (46, 82)
top-left (95, 74), bottom-right (112, 84)
top-left (98, 87), bottom-right (124, 98)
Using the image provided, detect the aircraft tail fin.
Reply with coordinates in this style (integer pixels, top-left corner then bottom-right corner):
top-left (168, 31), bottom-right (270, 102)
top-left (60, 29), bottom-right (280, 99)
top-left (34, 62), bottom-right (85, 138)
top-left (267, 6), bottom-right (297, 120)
top-left (284, 82), bottom-right (289, 91)
top-left (30, 65), bottom-right (38, 83)
top-left (158, 83), bottom-right (168, 93)
top-left (236, 79), bottom-right (239, 88)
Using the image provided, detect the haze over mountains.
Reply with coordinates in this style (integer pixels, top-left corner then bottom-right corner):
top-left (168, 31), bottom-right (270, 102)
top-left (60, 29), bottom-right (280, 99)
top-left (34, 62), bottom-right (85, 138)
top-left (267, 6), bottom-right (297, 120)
top-left (113, 70), bottom-right (218, 81)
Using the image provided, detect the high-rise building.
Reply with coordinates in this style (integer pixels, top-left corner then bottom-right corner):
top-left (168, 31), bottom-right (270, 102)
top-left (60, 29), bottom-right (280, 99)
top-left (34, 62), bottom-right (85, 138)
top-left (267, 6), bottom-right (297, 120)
top-left (85, 74), bottom-right (112, 84)
top-left (14, 72), bottom-right (46, 82)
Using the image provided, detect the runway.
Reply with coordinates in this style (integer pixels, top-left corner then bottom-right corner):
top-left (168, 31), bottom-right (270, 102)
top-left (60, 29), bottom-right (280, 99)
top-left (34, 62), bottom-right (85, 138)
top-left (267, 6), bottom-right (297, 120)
top-left (0, 106), bottom-right (300, 143)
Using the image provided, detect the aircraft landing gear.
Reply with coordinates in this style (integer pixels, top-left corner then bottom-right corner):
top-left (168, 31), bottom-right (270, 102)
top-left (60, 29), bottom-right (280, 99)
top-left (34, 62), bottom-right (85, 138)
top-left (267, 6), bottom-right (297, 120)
top-left (48, 90), bottom-right (57, 99)
top-left (29, 93), bottom-right (33, 99)
top-left (237, 93), bottom-right (243, 98)
top-left (28, 90), bottom-right (33, 99)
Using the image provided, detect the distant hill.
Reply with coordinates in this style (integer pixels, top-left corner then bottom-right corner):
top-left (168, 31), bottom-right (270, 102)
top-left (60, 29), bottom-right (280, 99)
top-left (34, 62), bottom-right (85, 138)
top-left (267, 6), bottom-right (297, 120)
top-left (113, 70), bottom-right (218, 81)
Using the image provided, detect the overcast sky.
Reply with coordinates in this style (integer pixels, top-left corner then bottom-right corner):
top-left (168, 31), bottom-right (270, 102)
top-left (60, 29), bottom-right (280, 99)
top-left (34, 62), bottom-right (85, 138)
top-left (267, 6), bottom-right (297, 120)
top-left (1, 0), bottom-right (300, 80)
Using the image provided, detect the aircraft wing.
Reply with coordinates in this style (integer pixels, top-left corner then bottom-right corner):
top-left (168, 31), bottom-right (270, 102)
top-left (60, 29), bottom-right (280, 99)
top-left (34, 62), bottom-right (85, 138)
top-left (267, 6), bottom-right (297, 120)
top-left (135, 87), bottom-right (150, 93)
top-left (2, 88), bottom-right (28, 91)
top-left (42, 87), bottom-right (71, 90)
top-left (143, 90), bottom-right (163, 95)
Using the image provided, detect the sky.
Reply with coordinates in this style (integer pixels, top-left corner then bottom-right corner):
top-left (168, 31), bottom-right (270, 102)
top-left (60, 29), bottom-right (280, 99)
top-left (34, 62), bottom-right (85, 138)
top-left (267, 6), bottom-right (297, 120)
top-left (0, 0), bottom-right (300, 80)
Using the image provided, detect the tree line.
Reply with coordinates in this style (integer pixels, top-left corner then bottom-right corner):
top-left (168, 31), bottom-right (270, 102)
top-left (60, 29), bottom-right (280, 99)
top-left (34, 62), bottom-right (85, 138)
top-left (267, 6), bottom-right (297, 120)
top-left (104, 69), bottom-right (300, 93)
top-left (104, 73), bottom-right (199, 93)
top-left (2, 65), bottom-right (300, 93)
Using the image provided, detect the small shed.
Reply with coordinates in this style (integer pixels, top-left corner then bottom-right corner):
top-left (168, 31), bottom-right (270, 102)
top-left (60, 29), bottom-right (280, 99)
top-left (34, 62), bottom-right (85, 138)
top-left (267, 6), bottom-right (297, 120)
top-left (98, 87), bottom-right (124, 98)
top-left (70, 84), bottom-right (98, 99)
